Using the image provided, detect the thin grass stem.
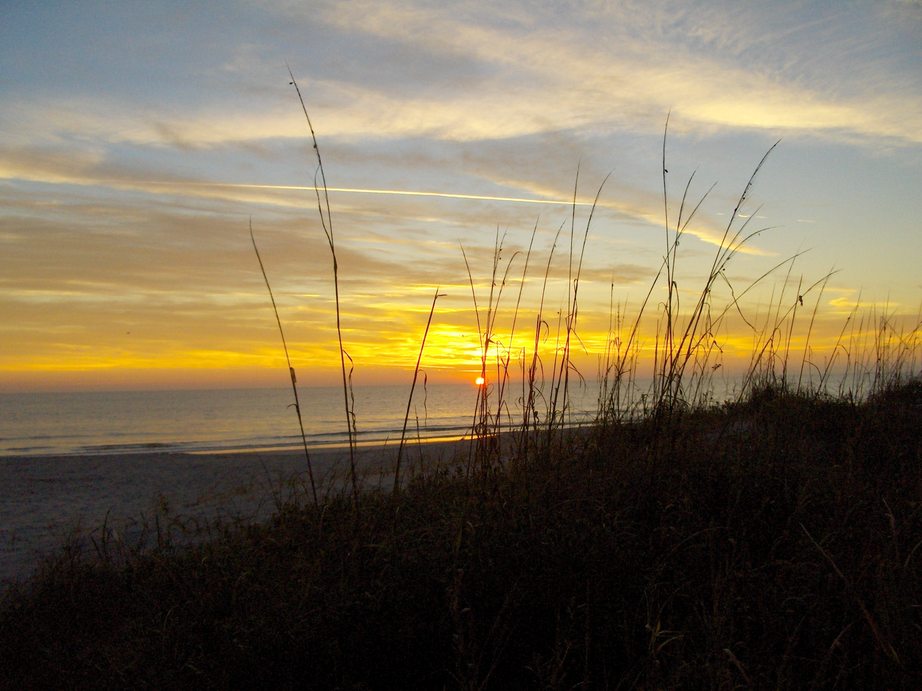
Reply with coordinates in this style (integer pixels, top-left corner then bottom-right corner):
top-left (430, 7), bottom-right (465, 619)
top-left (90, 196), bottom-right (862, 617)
top-left (249, 221), bottom-right (319, 509)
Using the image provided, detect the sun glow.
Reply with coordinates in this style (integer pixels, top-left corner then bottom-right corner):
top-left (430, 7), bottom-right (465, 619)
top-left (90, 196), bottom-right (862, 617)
top-left (475, 376), bottom-right (486, 387)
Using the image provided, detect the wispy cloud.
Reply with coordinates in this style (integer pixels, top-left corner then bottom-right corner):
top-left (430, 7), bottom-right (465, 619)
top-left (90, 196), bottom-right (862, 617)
top-left (6, 2), bottom-right (920, 151)
top-left (292, 0), bottom-right (922, 146)
top-left (2, 0), bottom-right (918, 388)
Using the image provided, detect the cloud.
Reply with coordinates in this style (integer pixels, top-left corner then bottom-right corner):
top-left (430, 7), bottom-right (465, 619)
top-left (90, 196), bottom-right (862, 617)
top-left (293, 0), bottom-right (922, 146)
top-left (3, 0), bottom-right (918, 388)
top-left (6, 2), bottom-right (921, 152)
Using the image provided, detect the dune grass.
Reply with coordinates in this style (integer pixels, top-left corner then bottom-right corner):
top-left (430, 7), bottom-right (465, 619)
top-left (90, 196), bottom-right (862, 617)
top-left (2, 105), bottom-right (921, 688)
top-left (1, 381), bottom-right (920, 688)
top-left (250, 220), bottom-right (319, 509)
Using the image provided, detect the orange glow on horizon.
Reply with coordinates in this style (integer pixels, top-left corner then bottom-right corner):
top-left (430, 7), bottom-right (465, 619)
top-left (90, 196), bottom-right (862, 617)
top-left (4, 300), bottom-right (917, 393)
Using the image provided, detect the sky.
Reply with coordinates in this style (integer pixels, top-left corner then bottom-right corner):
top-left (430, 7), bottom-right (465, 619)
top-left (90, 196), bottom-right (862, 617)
top-left (2, 0), bottom-right (921, 392)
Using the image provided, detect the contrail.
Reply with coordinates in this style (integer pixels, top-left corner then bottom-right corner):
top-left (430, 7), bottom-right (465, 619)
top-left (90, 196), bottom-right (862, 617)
top-left (89, 177), bottom-right (770, 255)
top-left (136, 180), bottom-right (596, 207)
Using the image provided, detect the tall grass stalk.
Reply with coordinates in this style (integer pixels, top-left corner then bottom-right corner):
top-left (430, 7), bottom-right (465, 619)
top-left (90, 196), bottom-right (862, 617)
top-left (546, 173), bottom-right (609, 441)
top-left (461, 234), bottom-right (520, 475)
top-left (288, 69), bottom-right (358, 504)
top-left (796, 271), bottom-right (834, 391)
top-left (818, 295), bottom-right (860, 394)
top-left (493, 222), bottom-right (538, 452)
top-left (249, 221), bottom-right (319, 509)
top-left (516, 222), bottom-right (562, 463)
top-left (737, 270), bottom-right (837, 401)
top-left (653, 124), bottom-right (781, 413)
top-left (394, 287), bottom-right (444, 497)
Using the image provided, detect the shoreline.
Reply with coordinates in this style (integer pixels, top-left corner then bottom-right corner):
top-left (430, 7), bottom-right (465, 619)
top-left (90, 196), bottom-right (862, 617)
top-left (0, 436), bottom-right (474, 587)
top-left (0, 429), bottom-right (475, 460)
top-left (1, 425), bottom-right (599, 587)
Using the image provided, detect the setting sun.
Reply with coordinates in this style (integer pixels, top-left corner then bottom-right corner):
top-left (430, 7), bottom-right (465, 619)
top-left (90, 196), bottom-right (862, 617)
top-left (475, 376), bottom-right (486, 387)
top-left (1, 1), bottom-right (919, 397)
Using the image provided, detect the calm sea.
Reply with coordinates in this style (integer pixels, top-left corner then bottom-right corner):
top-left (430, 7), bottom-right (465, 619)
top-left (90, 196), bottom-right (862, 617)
top-left (0, 382), bottom-right (608, 458)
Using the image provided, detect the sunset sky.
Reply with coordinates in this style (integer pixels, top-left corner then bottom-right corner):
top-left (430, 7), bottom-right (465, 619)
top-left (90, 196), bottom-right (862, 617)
top-left (2, 1), bottom-right (921, 392)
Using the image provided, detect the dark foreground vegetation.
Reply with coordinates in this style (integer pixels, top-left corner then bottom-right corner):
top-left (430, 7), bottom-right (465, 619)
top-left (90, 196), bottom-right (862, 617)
top-left (2, 381), bottom-right (921, 689)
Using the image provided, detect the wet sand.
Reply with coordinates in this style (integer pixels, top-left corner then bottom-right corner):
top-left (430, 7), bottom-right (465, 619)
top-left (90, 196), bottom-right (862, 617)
top-left (0, 438), bottom-right (471, 587)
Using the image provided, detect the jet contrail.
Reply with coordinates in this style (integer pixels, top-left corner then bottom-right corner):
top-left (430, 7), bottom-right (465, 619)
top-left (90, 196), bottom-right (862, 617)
top-left (137, 180), bottom-right (596, 207)
top-left (90, 177), bottom-right (770, 255)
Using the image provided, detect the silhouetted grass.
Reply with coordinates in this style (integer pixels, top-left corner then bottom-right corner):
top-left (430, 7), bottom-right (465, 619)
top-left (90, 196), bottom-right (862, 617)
top-left (2, 381), bottom-right (921, 688)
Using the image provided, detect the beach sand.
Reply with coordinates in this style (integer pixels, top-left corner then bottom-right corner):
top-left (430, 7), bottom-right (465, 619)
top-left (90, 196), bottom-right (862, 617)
top-left (0, 438), bottom-right (470, 587)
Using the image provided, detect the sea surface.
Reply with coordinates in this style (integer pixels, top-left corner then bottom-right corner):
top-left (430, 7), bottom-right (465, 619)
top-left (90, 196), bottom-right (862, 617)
top-left (0, 382), bottom-right (607, 458)
top-left (0, 378), bottom-right (724, 582)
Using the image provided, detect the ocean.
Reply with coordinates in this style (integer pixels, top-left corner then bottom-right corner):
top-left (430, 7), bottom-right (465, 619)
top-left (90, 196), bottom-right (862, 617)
top-left (0, 381), bottom-right (606, 458)
top-left (0, 377), bottom-right (729, 582)
top-left (0, 380), bottom-right (606, 582)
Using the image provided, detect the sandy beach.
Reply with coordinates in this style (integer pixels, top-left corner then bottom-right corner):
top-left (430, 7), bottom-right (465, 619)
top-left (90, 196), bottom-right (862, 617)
top-left (0, 438), bottom-right (470, 587)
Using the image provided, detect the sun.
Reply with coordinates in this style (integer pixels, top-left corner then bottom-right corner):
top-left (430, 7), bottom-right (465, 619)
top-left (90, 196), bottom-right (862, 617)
top-left (475, 376), bottom-right (486, 387)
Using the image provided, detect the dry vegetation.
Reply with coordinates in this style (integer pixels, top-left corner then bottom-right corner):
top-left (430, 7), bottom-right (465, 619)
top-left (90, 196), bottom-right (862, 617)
top-left (2, 381), bottom-right (920, 688)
